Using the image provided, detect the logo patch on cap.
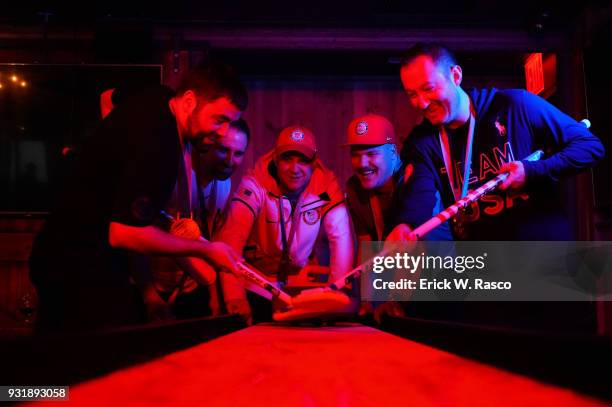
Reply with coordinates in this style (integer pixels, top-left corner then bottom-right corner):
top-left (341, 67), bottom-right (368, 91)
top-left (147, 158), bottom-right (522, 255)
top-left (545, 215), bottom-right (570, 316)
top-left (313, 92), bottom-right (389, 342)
top-left (355, 121), bottom-right (368, 136)
top-left (291, 129), bottom-right (305, 142)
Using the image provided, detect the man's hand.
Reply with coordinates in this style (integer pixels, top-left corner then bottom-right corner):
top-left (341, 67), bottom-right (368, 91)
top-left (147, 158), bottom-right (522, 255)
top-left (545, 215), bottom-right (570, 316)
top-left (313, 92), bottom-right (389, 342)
top-left (225, 298), bottom-right (253, 326)
top-left (201, 241), bottom-right (242, 274)
top-left (359, 301), bottom-right (406, 325)
top-left (142, 288), bottom-right (175, 322)
top-left (295, 264), bottom-right (330, 285)
top-left (384, 223), bottom-right (417, 254)
top-left (358, 300), bottom-right (375, 317)
top-left (386, 223), bottom-right (416, 242)
top-left (373, 301), bottom-right (405, 324)
top-left (208, 285), bottom-right (222, 317)
top-left (498, 161), bottom-right (526, 191)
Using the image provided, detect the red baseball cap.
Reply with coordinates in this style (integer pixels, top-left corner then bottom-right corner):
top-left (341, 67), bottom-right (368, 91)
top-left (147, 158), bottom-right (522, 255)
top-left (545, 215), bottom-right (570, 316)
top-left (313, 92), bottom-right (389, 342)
top-left (275, 125), bottom-right (317, 160)
top-left (346, 114), bottom-right (396, 146)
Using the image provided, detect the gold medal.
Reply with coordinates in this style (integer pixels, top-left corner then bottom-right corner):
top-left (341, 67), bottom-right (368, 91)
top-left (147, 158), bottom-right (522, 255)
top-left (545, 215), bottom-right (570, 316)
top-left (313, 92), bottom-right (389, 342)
top-left (452, 201), bottom-right (479, 239)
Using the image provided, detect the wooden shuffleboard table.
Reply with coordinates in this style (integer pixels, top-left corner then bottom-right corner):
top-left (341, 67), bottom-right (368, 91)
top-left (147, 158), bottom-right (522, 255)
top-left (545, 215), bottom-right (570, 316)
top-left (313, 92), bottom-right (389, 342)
top-left (2, 315), bottom-right (610, 406)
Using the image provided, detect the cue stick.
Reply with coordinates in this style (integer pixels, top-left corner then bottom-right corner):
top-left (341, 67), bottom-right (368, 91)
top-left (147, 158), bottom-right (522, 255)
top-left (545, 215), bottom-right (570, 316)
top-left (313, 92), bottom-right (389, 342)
top-left (160, 211), bottom-right (293, 306)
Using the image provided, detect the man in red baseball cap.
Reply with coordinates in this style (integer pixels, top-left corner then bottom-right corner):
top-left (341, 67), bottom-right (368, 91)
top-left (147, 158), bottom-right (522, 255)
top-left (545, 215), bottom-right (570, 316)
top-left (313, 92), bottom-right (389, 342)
top-left (273, 125), bottom-right (318, 195)
top-left (345, 114), bottom-right (404, 242)
top-left (344, 113), bottom-right (408, 322)
top-left (216, 124), bottom-right (354, 323)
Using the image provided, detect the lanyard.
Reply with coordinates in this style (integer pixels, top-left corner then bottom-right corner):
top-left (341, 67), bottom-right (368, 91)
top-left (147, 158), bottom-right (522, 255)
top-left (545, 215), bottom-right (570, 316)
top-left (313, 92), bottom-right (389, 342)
top-left (185, 144), bottom-right (193, 213)
top-left (439, 112), bottom-right (475, 201)
top-left (369, 194), bottom-right (384, 241)
top-left (277, 194), bottom-right (304, 284)
top-left (199, 180), bottom-right (218, 239)
top-left (176, 142), bottom-right (193, 218)
top-left (278, 195), bottom-right (305, 255)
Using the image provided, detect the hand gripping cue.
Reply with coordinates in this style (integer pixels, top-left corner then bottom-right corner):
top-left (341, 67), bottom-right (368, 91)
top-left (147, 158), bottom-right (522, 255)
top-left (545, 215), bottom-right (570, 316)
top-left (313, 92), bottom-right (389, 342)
top-left (160, 211), bottom-right (293, 306)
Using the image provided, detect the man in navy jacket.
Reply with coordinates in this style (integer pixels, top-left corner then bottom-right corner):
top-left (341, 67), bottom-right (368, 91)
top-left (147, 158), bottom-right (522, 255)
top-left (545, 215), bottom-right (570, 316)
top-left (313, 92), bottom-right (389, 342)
top-left (388, 43), bottom-right (604, 332)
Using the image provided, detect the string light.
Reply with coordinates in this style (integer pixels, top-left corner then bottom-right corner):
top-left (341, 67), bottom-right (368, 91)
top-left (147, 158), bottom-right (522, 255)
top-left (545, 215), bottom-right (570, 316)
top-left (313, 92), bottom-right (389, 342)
top-left (0, 72), bottom-right (28, 89)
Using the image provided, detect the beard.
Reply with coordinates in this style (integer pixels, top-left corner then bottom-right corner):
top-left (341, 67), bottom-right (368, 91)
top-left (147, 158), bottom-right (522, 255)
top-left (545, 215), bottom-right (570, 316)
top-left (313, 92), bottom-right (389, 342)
top-left (191, 131), bottom-right (219, 152)
top-left (185, 115), bottom-right (219, 150)
top-left (213, 165), bottom-right (234, 181)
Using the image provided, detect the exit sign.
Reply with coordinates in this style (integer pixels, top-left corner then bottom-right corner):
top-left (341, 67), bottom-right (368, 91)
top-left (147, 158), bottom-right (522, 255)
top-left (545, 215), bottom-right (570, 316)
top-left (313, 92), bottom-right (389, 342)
top-left (525, 53), bottom-right (545, 95)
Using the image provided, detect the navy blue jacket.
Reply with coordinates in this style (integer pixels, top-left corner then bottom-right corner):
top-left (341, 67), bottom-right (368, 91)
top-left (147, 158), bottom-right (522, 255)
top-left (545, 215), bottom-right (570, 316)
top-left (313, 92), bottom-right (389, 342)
top-left (399, 88), bottom-right (605, 240)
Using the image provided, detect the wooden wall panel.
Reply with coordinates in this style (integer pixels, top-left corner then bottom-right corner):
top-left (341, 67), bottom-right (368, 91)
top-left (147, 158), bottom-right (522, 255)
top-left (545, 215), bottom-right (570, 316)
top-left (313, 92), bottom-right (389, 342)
top-left (238, 76), bottom-right (420, 187)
